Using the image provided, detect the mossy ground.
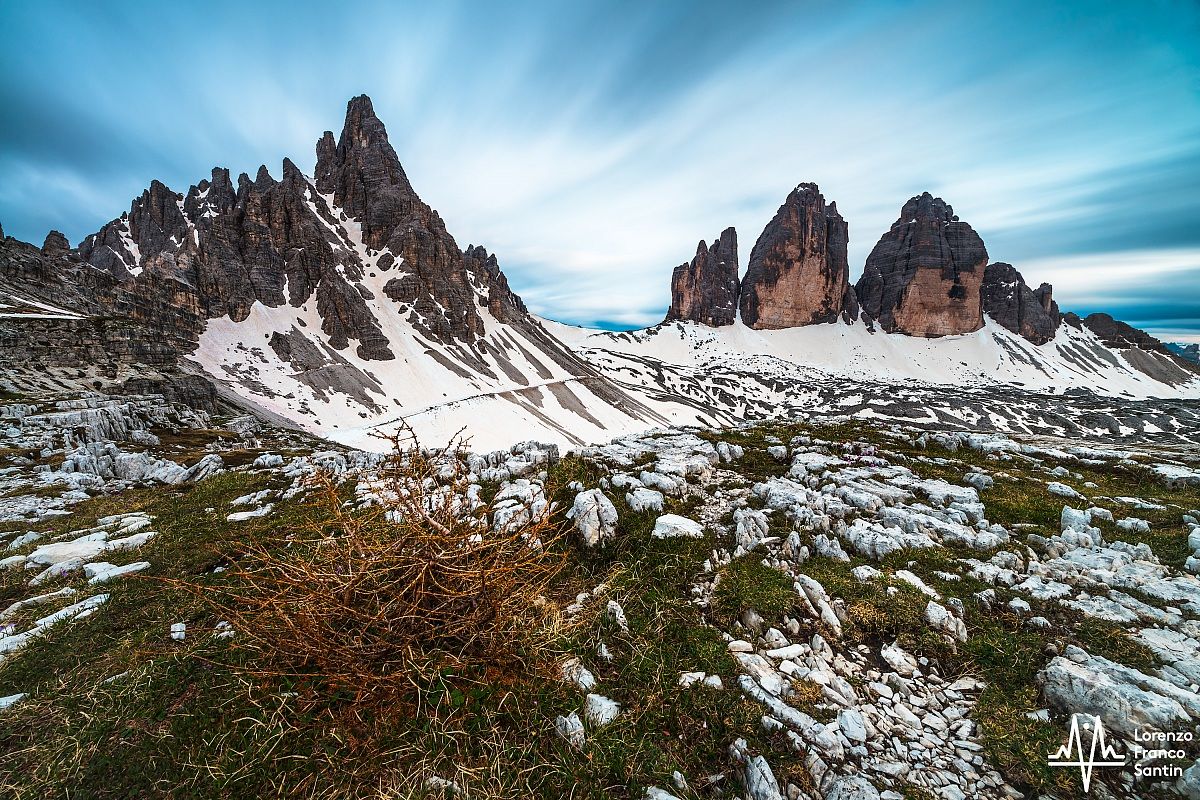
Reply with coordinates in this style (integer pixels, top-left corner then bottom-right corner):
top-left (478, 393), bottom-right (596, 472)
top-left (0, 420), bottom-right (1195, 798)
top-left (0, 454), bottom-right (766, 798)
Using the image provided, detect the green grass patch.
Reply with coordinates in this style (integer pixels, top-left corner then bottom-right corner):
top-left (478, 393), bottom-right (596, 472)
top-left (1071, 619), bottom-right (1159, 672)
top-left (711, 557), bottom-right (797, 627)
top-left (973, 686), bottom-right (1084, 799)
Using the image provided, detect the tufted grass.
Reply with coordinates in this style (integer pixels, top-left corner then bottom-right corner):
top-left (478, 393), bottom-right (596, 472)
top-left (1, 416), bottom-right (1193, 799)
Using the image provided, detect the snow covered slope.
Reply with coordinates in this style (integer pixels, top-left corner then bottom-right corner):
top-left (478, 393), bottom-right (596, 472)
top-left (547, 316), bottom-right (1200, 399)
top-left (192, 234), bottom-right (716, 452)
top-left (540, 316), bottom-right (1200, 445)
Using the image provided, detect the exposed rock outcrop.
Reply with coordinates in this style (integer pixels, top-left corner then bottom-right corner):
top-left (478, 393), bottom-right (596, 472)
top-left (856, 193), bottom-right (987, 337)
top-left (1076, 312), bottom-right (1169, 352)
top-left (1168, 342), bottom-right (1200, 364)
top-left (981, 262), bottom-right (1060, 344)
top-left (41, 231), bottom-right (70, 257)
top-left (739, 184), bottom-right (854, 329)
top-left (464, 244), bottom-right (528, 324)
top-left (666, 227), bottom-right (739, 326)
top-left (0, 235), bottom-right (212, 405)
top-left (79, 94), bottom-right (504, 354)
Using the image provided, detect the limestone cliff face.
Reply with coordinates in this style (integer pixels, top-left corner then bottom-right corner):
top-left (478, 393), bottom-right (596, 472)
top-left (855, 193), bottom-right (987, 337)
top-left (739, 184), bottom-right (854, 329)
top-left (78, 95), bottom-right (523, 358)
top-left (666, 227), bottom-right (739, 326)
top-left (981, 262), bottom-right (1060, 344)
top-left (0, 234), bottom-right (213, 406)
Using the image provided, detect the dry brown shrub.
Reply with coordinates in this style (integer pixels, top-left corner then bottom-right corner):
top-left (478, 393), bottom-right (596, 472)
top-left (207, 428), bottom-right (565, 705)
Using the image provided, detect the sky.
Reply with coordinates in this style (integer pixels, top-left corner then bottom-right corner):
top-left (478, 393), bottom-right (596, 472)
top-left (2, 1), bottom-right (1198, 341)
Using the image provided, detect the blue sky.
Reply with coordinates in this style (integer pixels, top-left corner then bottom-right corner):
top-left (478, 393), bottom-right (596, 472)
top-left (2, 0), bottom-right (1198, 340)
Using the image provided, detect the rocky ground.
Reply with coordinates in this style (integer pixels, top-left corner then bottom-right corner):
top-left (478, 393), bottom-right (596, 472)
top-left (1, 387), bottom-right (1198, 799)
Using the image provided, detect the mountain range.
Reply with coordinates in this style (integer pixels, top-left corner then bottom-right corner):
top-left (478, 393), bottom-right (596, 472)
top-left (3, 94), bottom-right (1200, 800)
top-left (2, 95), bottom-right (1197, 450)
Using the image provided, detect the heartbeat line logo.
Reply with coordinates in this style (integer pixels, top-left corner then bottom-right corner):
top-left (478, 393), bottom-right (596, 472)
top-left (1047, 714), bottom-right (1127, 792)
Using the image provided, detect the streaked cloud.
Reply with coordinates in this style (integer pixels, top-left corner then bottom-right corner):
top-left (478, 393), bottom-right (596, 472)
top-left (1, 0), bottom-right (1197, 338)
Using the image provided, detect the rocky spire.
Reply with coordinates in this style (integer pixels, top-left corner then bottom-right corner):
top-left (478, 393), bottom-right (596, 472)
top-left (855, 192), bottom-right (988, 337)
top-left (739, 183), bottom-right (854, 329)
top-left (41, 230), bottom-right (70, 256)
top-left (981, 262), bottom-right (1060, 344)
top-left (314, 94), bottom-right (418, 251)
top-left (666, 227), bottom-right (739, 326)
top-left (130, 180), bottom-right (190, 255)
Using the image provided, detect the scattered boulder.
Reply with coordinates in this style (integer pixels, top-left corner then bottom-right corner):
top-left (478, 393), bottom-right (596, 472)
top-left (823, 775), bottom-right (880, 800)
top-left (651, 514), bottom-right (704, 539)
top-left (583, 693), bottom-right (621, 728)
top-left (626, 487), bottom-right (665, 513)
top-left (568, 489), bottom-right (618, 547)
top-left (554, 712), bottom-right (585, 749)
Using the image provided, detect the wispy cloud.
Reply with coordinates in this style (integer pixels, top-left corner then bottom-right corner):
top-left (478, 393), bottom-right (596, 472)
top-left (1, 0), bottom-right (1197, 336)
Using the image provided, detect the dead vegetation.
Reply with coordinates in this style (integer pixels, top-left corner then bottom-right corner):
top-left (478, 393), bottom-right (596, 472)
top-left (200, 429), bottom-right (566, 707)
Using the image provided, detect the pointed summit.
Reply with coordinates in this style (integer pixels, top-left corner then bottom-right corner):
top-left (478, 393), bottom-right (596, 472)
top-left (341, 95), bottom-right (387, 150)
top-left (315, 95), bottom-right (418, 249)
top-left (739, 183), bottom-right (854, 329)
top-left (666, 227), bottom-right (739, 326)
top-left (41, 230), bottom-right (70, 255)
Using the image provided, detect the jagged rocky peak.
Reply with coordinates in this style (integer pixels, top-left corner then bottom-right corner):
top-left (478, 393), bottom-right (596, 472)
top-left (78, 177), bottom-right (194, 281)
top-left (739, 183), bottom-right (855, 329)
top-left (463, 244), bottom-right (528, 324)
top-left (182, 167), bottom-right (237, 223)
top-left (41, 230), bottom-right (70, 256)
top-left (856, 191), bottom-right (988, 337)
top-left (74, 93), bottom-right (542, 355)
top-left (314, 94), bottom-right (420, 250)
top-left (666, 227), bottom-right (739, 326)
top-left (981, 262), bottom-right (1060, 345)
top-left (312, 94), bottom-right (487, 343)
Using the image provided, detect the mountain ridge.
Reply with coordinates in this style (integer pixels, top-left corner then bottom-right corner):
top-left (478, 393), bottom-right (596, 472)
top-left (2, 95), bottom-right (1198, 452)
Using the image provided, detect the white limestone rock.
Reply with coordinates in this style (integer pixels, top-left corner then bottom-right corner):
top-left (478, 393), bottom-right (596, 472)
top-left (561, 657), bottom-right (596, 691)
top-left (1039, 646), bottom-right (1200, 737)
top-left (625, 487), bottom-right (665, 513)
top-left (652, 514), bottom-right (704, 539)
top-left (824, 775), bottom-right (881, 800)
top-left (568, 489), bottom-right (618, 547)
top-left (924, 601), bottom-right (967, 642)
top-left (1047, 481), bottom-right (1083, 500)
top-left (554, 711), bottom-right (586, 749)
top-left (583, 693), bottom-right (621, 727)
top-left (735, 508), bottom-right (771, 552)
